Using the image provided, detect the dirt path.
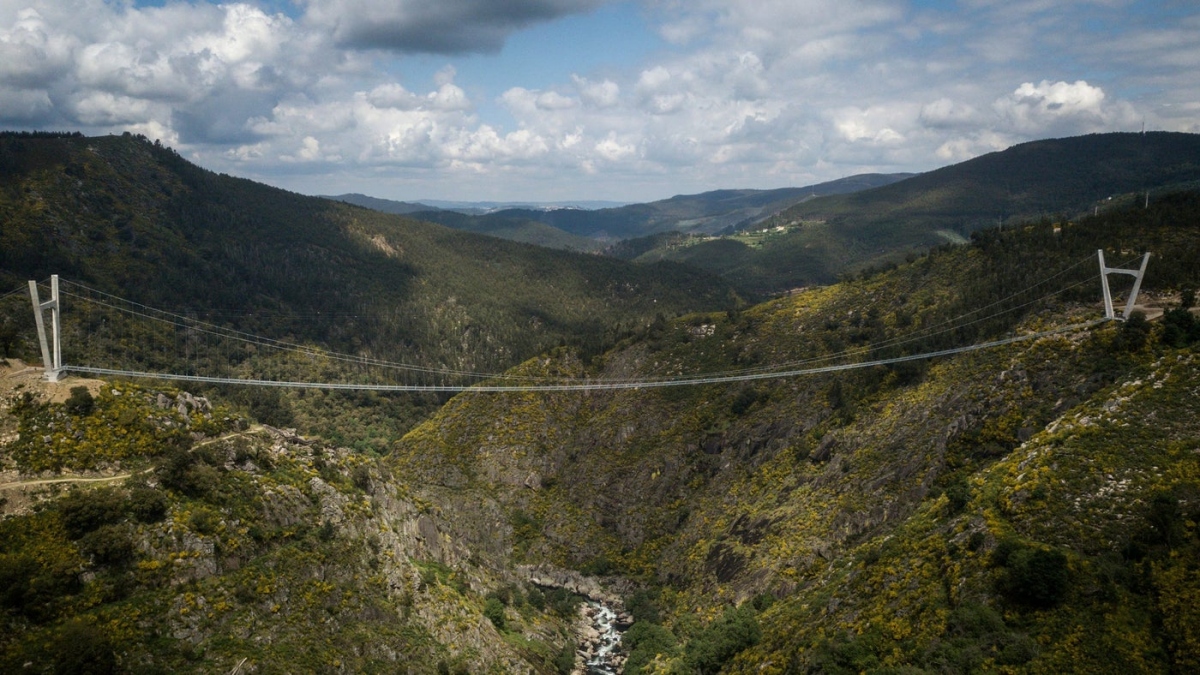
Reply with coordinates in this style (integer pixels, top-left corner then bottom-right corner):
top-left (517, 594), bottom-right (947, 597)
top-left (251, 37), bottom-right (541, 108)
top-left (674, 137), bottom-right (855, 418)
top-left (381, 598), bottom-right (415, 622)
top-left (0, 471), bottom-right (146, 491)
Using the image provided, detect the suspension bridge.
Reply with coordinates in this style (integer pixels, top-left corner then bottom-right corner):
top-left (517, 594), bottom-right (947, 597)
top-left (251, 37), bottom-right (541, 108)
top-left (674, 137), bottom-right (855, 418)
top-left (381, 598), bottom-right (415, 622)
top-left (3, 251), bottom-right (1150, 393)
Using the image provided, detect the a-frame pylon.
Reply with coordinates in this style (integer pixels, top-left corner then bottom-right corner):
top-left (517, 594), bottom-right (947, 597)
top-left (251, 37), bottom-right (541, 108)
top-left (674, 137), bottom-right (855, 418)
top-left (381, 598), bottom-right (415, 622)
top-left (1098, 250), bottom-right (1151, 321)
top-left (28, 275), bottom-right (62, 382)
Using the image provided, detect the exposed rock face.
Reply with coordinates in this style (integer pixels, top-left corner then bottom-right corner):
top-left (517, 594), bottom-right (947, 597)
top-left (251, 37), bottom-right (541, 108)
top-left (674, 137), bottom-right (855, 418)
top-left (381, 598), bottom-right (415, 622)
top-left (519, 563), bottom-right (639, 609)
top-left (154, 391), bottom-right (212, 418)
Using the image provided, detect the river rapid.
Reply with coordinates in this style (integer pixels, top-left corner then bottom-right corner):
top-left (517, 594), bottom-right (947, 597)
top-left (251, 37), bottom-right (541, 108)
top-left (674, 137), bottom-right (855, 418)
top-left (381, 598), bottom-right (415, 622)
top-left (577, 600), bottom-right (631, 674)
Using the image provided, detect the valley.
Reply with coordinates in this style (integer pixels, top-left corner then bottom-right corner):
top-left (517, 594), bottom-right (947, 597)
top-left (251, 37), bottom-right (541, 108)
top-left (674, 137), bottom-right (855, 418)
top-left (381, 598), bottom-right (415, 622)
top-left (1, 131), bottom-right (1200, 673)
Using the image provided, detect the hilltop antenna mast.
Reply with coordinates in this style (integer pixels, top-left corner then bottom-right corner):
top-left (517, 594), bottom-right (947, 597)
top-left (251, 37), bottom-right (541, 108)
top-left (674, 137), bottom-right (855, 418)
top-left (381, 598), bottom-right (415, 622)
top-left (28, 275), bottom-right (63, 381)
top-left (1098, 251), bottom-right (1151, 321)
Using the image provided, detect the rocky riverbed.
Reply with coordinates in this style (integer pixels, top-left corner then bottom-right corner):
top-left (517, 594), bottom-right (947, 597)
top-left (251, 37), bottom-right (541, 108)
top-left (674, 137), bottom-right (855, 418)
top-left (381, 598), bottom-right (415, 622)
top-left (575, 600), bottom-right (632, 675)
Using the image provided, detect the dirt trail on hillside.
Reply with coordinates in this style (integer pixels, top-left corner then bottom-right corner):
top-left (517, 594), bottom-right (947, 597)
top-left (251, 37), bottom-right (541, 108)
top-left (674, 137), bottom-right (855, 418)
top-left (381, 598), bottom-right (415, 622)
top-left (0, 360), bottom-right (263, 516)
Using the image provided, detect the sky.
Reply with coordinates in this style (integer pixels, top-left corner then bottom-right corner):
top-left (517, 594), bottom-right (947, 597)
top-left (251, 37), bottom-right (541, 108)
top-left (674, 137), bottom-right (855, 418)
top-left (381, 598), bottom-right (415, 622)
top-left (1, 0), bottom-right (1198, 203)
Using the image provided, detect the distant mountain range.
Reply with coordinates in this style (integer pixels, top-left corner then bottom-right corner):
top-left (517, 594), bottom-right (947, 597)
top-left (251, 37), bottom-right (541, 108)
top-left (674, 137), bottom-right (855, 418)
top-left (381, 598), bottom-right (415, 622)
top-left (326, 194), bottom-right (631, 215)
top-left (648, 131), bottom-right (1200, 294)
top-left (333, 132), bottom-right (1200, 297)
top-left (403, 173), bottom-right (913, 243)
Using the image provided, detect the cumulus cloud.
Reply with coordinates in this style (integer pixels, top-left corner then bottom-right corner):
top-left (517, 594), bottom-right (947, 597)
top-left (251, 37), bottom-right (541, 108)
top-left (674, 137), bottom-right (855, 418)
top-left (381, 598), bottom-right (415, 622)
top-left (995, 80), bottom-right (1139, 134)
top-left (920, 98), bottom-right (981, 129)
top-left (0, 8), bottom-right (74, 88)
top-left (300, 0), bottom-right (610, 53)
top-left (0, 0), bottom-right (1194, 200)
top-left (573, 75), bottom-right (620, 108)
top-left (0, 1), bottom-right (328, 144)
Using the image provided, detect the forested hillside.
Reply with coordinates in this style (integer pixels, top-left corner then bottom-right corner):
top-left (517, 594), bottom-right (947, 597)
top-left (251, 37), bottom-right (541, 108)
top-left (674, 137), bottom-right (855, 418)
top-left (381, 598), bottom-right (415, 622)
top-left (390, 192), bottom-right (1200, 673)
top-left (0, 132), bottom-right (739, 445)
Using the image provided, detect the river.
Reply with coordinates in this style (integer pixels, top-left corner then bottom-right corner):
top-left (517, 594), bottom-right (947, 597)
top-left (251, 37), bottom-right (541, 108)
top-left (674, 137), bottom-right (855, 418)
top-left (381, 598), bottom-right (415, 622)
top-left (578, 600), bottom-right (628, 674)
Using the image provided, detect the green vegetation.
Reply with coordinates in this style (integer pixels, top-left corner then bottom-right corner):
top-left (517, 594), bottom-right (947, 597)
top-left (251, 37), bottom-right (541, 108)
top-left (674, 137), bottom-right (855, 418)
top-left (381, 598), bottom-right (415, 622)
top-left (653, 132), bottom-right (1200, 294)
top-left (392, 191), bottom-right (1200, 673)
top-left (5, 383), bottom-right (232, 473)
top-left (0, 131), bottom-right (739, 446)
top-left (0, 379), bottom-right (580, 673)
top-left (5, 130), bottom-right (1200, 673)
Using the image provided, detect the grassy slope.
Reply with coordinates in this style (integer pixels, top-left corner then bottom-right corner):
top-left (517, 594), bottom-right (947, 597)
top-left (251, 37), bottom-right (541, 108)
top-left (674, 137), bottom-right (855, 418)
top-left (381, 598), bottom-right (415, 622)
top-left (390, 193), bottom-right (1200, 672)
top-left (662, 132), bottom-right (1200, 294)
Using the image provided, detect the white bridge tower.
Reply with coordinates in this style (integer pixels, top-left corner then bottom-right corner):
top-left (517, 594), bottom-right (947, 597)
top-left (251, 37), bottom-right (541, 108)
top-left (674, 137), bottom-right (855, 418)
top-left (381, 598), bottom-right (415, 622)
top-left (28, 274), bottom-right (62, 382)
top-left (1098, 250), bottom-right (1151, 321)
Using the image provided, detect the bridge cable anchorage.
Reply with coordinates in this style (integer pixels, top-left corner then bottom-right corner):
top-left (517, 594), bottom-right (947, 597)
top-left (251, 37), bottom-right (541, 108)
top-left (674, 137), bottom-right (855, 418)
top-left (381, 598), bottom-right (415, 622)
top-left (29, 251), bottom-right (1143, 392)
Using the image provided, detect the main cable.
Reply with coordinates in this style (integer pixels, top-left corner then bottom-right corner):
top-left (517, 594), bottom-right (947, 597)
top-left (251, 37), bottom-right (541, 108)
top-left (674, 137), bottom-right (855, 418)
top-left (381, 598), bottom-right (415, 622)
top-left (65, 319), bottom-right (1105, 392)
top-left (56, 252), bottom-right (1111, 387)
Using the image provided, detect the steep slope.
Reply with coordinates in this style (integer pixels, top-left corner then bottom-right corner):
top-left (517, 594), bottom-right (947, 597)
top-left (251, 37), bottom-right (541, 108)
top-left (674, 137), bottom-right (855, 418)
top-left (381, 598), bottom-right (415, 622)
top-left (665, 132), bottom-right (1200, 294)
top-left (389, 193), bottom-right (1200, 672)
top-left (0, 369), bottom-right (582, 673)
top-left (0, 131), bottom-right (739, 444)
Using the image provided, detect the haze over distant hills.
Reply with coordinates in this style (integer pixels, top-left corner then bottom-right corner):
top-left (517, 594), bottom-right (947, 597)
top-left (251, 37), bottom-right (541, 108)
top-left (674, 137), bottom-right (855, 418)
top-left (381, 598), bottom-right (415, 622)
top-left (329, 175), bottom-right (911, 254)
top-left (327, 194), bottom-right (631, 215)
top-left (416, 199), bottom-right (631, 213)
top-left (408, 173), bottom-right (913, 243)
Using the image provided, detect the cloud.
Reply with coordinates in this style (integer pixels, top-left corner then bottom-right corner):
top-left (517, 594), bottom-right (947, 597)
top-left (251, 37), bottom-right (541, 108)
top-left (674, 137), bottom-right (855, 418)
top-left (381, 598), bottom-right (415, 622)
top-left (0, 86), bottom-right (53, 122)
top-left (995, 80), bottom-right (1138, 134)
top-left (0, 8), bottom-right (75, 88)
top-left (920, 98), bottom-right (982, 129)
top-left (573, 75), bottom-right (620, 108)
top-left (300, 0), bottom-right (610, 53)
top-left (0, 0), bottom-right (1194, 201)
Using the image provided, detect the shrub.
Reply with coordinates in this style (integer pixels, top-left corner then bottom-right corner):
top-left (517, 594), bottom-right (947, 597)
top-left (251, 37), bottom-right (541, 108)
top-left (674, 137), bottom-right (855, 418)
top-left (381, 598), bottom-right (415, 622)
top-left (1160, 307), bottom-right (1200, 347)
top-left (944, 477), bottom-right (970, 514)
top-left (58, 488), bottom-right (125, 539)
top-left (683, 605), bottom-right (761, 675)
top-left (188, 507), bottom-right (221, 535)
top-left (553, 640), bottom-right (576, 675)
top-left (626, 588), bottom-right (662, 624)
top-left (526, 586), bottom-right (545, 611)
top-left (1112, 311), bottom-right (1151, 352)
top-left (0, 550), bottom-right (82, 621)
top-left (63, 386), bottom-right (95, 416)
top-left (126, 485), bottom-right (168, 523)
top-left (994, 544), bottom-right (1070, 608)
top-left (546, 587), bottom-right (580, 618)
top-left (624, 622), bottom-right (677, 674)
top-left (79, 524), bottom-right (135, 566)
top-left (483, 596), bottom-right (506, 631)
top-left (52, 620), bottom-right (117, 675)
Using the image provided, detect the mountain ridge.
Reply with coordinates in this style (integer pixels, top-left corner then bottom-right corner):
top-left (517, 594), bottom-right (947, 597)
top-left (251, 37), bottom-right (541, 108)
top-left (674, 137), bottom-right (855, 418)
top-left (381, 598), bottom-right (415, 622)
top-left (407, 174), bottom-right (913, 246)
top-left (0, 131), bottom-right (740, 446)
top-left (651, 132), bottom-right (1200, 294)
